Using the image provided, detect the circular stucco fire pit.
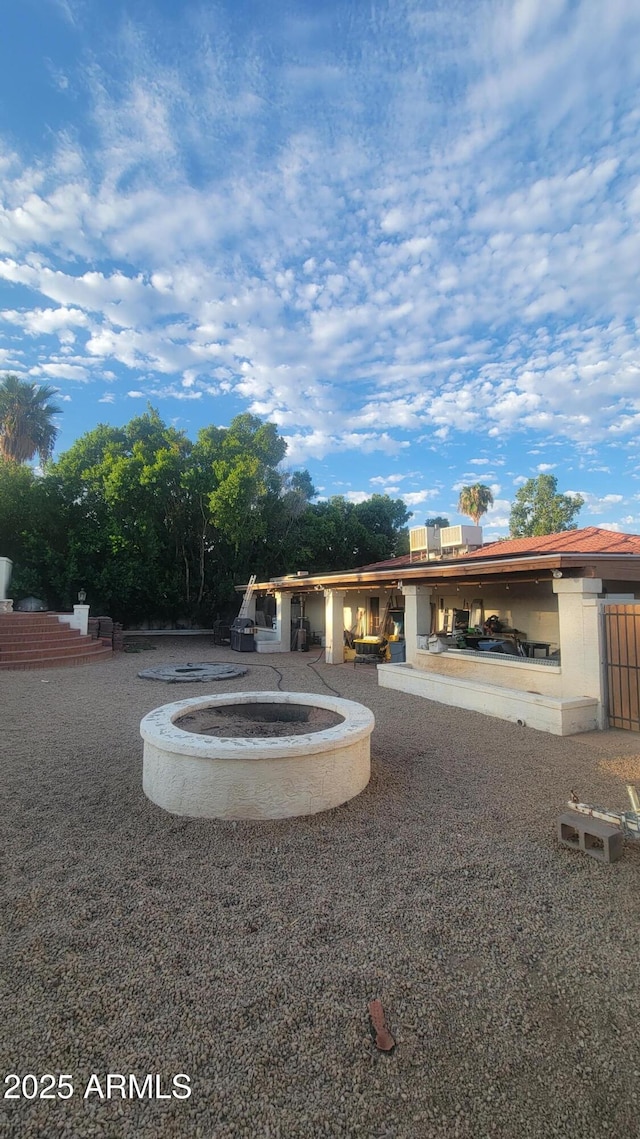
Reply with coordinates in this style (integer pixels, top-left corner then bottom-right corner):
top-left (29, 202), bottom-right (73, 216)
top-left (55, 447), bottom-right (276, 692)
top-left (140, 690), bottom-right (375, 820)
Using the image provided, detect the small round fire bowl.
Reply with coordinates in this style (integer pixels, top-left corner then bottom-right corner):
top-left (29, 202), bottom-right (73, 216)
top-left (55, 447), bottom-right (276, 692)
top-left (140, 691), bottom-right (375, 820)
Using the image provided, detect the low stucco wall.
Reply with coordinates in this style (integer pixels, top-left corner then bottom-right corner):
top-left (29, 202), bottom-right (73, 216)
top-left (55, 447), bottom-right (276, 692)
top-left (413, 648), bottom-right (562, 695)
top-left (378, 662), bottom-right (598, 736)
top-left (255, 628), bottom-right (288, 653)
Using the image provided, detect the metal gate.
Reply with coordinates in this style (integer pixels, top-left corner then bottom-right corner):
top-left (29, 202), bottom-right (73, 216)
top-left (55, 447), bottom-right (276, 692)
top-left (604, 604), bottom-right (640, 731)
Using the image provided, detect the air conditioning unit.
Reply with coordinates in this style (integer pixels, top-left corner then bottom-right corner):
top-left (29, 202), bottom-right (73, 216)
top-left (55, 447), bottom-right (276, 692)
top-left (409, 526), bottom-right (442, 562)
top-left (439, 525), bottom-right (483, 553)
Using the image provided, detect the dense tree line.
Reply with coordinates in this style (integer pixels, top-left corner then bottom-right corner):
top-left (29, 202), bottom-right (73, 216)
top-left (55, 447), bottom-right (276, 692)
top-left (0, 375), bottom-right (586, 625)
top-left (0, 406), bottom-right (410, 625)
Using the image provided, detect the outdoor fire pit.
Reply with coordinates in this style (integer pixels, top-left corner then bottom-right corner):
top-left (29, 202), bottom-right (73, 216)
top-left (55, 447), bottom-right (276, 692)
top-left (140, 690), bottom-right (374, 819)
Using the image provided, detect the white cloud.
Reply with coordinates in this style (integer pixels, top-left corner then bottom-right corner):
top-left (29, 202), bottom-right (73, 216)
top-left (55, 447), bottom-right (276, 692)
top-left (0, 0), bottom-right (637, 534)
top-left (402, 490), bottom-right (438, 507)
top-left (370, 474), bottom-right (408, 487)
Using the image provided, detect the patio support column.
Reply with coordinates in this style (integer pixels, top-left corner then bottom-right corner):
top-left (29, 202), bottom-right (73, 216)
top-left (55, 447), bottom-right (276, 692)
top-left (401, 584), bottom-right (432, 664)
top-left (324, 589), bottom-right (346, 664)
top-left (553, 577), bottom-right (603, 706)
top-left (274, 591), bottom-right (292, 649)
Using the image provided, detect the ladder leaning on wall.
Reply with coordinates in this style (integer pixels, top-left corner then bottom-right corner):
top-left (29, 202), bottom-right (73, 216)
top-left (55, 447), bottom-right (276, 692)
top-left (379, 591), bottom-right (398, 638)
top-left (237, 574), bottom-right (257, 619)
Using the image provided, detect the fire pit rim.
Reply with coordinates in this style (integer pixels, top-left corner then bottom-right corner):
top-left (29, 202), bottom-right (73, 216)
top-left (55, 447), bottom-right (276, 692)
top-left (140, 690), bottom-right (375, 761)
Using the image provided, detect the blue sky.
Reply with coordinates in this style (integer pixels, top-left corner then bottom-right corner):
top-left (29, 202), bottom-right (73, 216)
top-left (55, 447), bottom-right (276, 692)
top-left (1, 0), bottom-right (639, 538)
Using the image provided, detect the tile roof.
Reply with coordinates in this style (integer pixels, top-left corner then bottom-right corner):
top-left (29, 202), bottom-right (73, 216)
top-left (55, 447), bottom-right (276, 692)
top-left (355, 527), bottom-right (640, 574)
top-left (464, 526), bottom-right (640, 559)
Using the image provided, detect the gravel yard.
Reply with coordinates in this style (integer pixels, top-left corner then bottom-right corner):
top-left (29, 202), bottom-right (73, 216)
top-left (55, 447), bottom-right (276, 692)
top-left (1, 637), bottom-right (640, 1139)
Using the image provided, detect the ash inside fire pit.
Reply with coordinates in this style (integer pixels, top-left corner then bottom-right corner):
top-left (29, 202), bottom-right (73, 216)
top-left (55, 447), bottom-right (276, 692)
top-left (175, 702), bottom-right (344, 738)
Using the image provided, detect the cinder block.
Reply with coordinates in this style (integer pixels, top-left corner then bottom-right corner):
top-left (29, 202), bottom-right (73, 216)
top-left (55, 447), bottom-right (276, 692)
top-left (558, 812), bottom-right (624, 864)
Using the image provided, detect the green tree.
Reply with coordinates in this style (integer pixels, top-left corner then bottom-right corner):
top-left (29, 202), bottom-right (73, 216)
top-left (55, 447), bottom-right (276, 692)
top-left (0, 374), bottom-right (60, 464)
top-left (256, 469), bottom-right (317, 577)
top-left (43, 408), bottom-right (303, 624)
top-left (425, 515), bottom-right (450, 528)
top-left (50, 409), bottom-right (193, 621)
top-left (196, 413), bottom-right (290, 598)
top-left (294, 494), bottom-right (410, 573)
top-left (509, 474), bottom-right (584, 537)
top-left (354, 495), bottom-right (410, 563)
top-left (0, 459), bottom-right (67, 604)
top-left (457, 484), bottom-right (494, 525)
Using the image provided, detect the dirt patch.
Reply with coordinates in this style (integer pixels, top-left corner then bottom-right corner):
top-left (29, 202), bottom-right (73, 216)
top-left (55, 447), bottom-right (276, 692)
top-left (175, 701), bottom-right (344, 737)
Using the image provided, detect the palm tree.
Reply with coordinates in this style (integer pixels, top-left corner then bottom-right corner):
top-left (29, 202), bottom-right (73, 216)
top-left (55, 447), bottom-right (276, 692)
top-left (457, 483), bottom-right (494, 526)
top-left (0, 374), bottom-right (60, 464)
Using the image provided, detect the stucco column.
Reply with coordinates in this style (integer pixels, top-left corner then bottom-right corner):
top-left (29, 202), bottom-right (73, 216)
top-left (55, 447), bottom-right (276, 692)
top-left (553, 577), bottom-right (603, 700)
top-left (275, 591), bottom-right (292, 648)
top-left (401, 584), bottom-right (432, 664)
top-left (73, 604), bottom-right (90, 636)
top-left (0, 556), bottom-right (12, 611)
top-left (324, 589), bottom-right (346, 664)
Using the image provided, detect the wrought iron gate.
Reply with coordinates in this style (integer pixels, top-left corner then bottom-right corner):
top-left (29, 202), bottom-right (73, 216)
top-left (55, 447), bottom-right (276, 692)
top-left (604, 604), bottom-right (640, 731)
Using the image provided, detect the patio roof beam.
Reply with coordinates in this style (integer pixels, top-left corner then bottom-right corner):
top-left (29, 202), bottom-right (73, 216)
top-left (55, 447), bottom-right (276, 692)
top-left (239, 552), bottom-right (640, 594)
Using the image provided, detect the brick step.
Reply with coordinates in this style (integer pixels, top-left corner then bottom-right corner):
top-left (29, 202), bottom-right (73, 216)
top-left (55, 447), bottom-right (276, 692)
top-left (0, 629), bottom-right (85, 645)
top-left (0, 638), bottom-right (105, 662)
top-left (0, 616), bottom-right (68, 631)
top-left (0, 611), bottom-right (114, 669)
top-left (0, 615), bottom-right (62, 624)
top-left (0, 645), bottom-right (113, 671)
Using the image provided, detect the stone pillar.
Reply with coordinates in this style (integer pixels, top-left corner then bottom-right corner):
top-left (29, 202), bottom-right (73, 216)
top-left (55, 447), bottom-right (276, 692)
top-left (553, 578), bottom-right (603, 701)
top-left (324, 589), bottom-right (346, 664)
top-left (401, 584), bottom-right (432, 664)
top-left (275, 591), bottom-right (292, 649)
top-left (0, 557), bottom-right (12, 611)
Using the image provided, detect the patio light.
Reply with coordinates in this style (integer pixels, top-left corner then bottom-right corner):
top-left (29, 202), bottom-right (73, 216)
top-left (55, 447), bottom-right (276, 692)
top-left (78, 588), bottom-right (87, 603)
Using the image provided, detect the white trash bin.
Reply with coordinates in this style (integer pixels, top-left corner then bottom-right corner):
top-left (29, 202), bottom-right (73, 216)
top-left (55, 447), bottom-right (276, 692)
top-left (428, 634), bottom-right (447, 654)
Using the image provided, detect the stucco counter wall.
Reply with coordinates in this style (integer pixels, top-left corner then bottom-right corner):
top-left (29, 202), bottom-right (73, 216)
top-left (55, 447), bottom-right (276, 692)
top-left (413, 649), bottom-right (562, 696)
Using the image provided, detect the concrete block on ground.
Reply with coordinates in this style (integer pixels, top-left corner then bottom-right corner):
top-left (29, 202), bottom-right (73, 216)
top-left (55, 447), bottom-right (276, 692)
top-left (558, 811), bottom-right (624, 864)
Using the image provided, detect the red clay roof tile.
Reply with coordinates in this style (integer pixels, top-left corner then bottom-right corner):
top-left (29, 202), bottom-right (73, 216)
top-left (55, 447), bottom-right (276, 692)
top-left (464, 526), bottom-right (640, 559)
top-left (356, 527), bottom-right (640, 573)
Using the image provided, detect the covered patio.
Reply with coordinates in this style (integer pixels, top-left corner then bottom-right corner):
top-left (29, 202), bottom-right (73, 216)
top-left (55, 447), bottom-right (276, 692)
top-left (245, 527), bottom-right (640, 735)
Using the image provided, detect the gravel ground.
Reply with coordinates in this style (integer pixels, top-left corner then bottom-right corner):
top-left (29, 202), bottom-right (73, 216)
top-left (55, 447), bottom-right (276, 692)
top-left (1, 637), bottom-right (640, 1139)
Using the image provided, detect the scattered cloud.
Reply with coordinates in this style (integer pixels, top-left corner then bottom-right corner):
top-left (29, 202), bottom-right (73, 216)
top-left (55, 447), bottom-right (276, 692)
top-left (402, 490), bottom-right (438, 507)
top-left (0, 0), bottom-right (638, 529)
